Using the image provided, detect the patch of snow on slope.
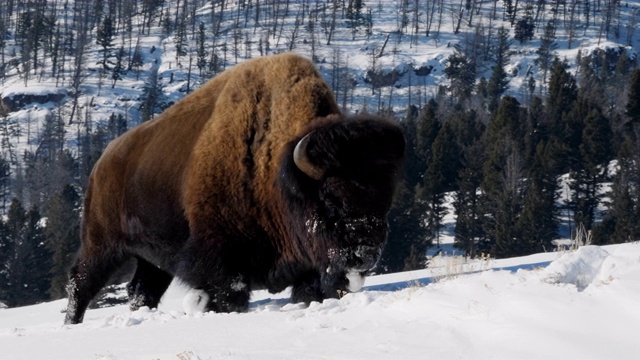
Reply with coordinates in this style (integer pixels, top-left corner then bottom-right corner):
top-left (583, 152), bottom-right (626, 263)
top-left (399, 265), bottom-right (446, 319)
top-left (540, 246), bottom-right (610, 290)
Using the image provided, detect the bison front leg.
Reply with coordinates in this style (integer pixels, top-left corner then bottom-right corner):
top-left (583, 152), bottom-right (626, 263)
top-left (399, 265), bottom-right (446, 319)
top-left (291, 271), bottom-right (340, 305)
top-left (177, 236), bottom-right (252, 313)
top-left (127, 257), bottom-right (174, 311)
top-left (182, 275), bottom-right (251, 314)
top-left (206, 275), bottom-right (251, 313)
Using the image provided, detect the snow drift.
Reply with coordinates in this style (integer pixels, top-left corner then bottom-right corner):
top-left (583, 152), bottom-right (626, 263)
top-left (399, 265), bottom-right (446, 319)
top-left (1, 243), bottom-right (639, 360)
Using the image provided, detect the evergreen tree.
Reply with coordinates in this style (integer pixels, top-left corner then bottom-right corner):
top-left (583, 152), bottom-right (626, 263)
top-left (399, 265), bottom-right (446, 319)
top-left (431, 122), bottom-right (461, 194)
top-left (111, 46), bottom-right (125, 88)
top-left (0, 199), bottom-right (24, 306)
top-left (625, 68), bottom-right (640, 125)
top-left (1, 107), bottom-right (20, 167)
top-left (597, 181), bottom-right (634, 244)
top-left (161, 13), bottom-right (173, 34)
top-left (379, 114), bottom-right (430, 272)
top-left (535, 20), bottom-right (558, 89)
top-left (489, 147), bottom-right (526, 257)
top-left (107, 113), bottom-right (127, 139)
top-left (484, 96), bottom-right (525, 153)
top-left (576, 50), bottom-right (602, 105)
top-left (516, 141), bottom-right (558, 253)
top-left (0, 212), bottom-right (8, 304)
top-left (38, 112), bottom-right (66, 163)
top-left (46, 185), bottom-right (81, 299)
top-left (569, 104), bottom-right (613, 231)
top-left (196, 22), bottom-right (208, 76)
top-left (400, 106), bottom-right (422, 189)
top-left (0, 158), bottom-right (10, 213)
top-left (15, 206), bottom-right (50, 305)
top-left (487, 64), bottom-right (509, 113)
top-left (503, 0), bottom-right (515, 23)
top-left (580, 107), bottom-right (613, 175)
top-left (139, 70), bottom-right (164, 122)
top-left (523, 96), bottom-right (545, 165)
top-left (444, 50), bottom-right (475, 102)
top-left (546, 58), bottom-right (579, 173)
top-left (454, 140), bottom-right (486, 257)
top-left (449, 109), bottom-right (484, 150)
top-left (403, 243), bottom-right (427, 271)
top-left (174, 19), bottom-right (188, 66)
top-left (612, 49), bottom-right (633, 92)
top-left (0, 199), bottom-right (50, 307)
top-left (380, 180), bottom-right (430, 272)
top-left (414, 100), bottom-right (441, 185)
top-left (96, 16), bottom-right (115, 73)
top-left (592, 138), bottom-right (638, 244)
top-left (346, 0), bottom-right (366, 36)
top-left (480, 96), bottom-right (526, 257)
top-left (514, 14), bottom-right (535, 44)
top-left (487, 27), bottom-right (512, 112)
top-left (448, 110), bottom-right (486, 257)
top-left (16, 10), bottom-right (48, 79)
top-left (23, 111), bottom-right (69, 210)
top-left (419, 122), bottom-right (460, 247)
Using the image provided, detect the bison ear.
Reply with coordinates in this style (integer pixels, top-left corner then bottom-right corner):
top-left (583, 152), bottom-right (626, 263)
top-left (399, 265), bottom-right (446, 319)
top-left (293, 132), bottom-right (325, 180)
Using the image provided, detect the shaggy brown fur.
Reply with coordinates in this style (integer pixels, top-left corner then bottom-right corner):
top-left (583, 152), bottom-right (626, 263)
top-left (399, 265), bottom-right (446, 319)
top-left (64, 53), bottom-right (404, 324)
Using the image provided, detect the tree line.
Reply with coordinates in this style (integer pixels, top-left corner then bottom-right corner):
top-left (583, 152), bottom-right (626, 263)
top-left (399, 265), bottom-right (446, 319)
top-left (0, 109), bottom-right (124, 307)
top-left (379, 56), bottom-right (640, 273)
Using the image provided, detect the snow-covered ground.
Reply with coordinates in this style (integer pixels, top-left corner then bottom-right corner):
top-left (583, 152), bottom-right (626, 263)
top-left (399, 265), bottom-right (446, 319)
top-left (1, 243), bottom-right (639, 360)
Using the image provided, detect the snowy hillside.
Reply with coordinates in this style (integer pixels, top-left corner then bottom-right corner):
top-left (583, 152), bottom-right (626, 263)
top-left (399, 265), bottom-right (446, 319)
top-left (2, 243), bottom-right (639, 360)
top-left (1, 0), bottom-right (639, 152)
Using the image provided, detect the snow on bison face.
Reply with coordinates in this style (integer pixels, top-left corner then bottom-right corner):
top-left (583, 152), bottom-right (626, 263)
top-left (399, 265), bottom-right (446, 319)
top-left (291, 115), bottom-right (405, 294)
top-left (318, 171), bottom-right (395, 292)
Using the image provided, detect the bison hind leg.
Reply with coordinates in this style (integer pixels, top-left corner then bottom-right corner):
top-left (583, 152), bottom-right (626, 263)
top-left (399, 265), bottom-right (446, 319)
top-left (65, 253), bottom-right (126, 325)
top-left (127, 258), bottom-right (173, 311)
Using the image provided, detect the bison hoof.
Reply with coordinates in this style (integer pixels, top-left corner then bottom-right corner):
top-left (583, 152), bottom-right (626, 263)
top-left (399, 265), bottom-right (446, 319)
top-left (183, 289), bottom-right (210, 315)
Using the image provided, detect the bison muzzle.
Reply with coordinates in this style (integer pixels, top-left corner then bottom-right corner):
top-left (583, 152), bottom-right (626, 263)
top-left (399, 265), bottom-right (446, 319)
top-left (64, 53), bottom-right (405, 324)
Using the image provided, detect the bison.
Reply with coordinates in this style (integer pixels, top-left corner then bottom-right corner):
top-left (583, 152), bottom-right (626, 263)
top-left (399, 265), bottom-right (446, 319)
top-left (64, 53), bottom-right (405, 324)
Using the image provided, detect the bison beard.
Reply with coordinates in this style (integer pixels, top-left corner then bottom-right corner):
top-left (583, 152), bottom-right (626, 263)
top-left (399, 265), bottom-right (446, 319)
top-left (64, 53), bottom-right (405, 325)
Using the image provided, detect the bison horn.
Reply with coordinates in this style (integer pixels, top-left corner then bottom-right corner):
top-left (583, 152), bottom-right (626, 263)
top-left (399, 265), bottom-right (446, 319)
top-left (293, 133), bottom-right (325, 180)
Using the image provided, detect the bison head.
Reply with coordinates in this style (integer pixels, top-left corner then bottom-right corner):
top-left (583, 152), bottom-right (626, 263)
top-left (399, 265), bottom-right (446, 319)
top-left (281, 115), bottom-right (405, 295)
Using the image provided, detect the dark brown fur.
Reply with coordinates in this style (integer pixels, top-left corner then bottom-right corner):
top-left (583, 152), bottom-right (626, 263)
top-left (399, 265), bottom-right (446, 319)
top-left (64, 53), bottom-right (404, 324)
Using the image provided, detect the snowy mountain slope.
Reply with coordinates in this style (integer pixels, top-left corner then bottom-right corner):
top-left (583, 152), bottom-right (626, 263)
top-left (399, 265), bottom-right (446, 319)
top-left (1, 0), bottom-right (639, 154)
top-left (1, 243), bottom-right (639, 360)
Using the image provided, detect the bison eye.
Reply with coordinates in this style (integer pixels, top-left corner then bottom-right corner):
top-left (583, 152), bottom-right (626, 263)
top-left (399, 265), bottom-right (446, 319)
top-left (319, 191), bottom-right (347, 219)
top-left (319, 178), bottom-right (376, 220)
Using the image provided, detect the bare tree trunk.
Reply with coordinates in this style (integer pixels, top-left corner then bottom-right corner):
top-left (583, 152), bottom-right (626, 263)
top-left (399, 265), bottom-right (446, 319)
top-left (566, 0), bottom-right (579, 48)
top-left (626, 8), bottom-right (638, 46)
top-left (452, 0), bottom-right (465, 34)
top-left (435, 0), bottom-right (445, 38)
top-left (411, 0), bottom-right (420, 46)
top-left (425, 0), bottom-right (438, 36)
top-left (378, 33), bottom-right (390, 58)
top-left (327, 0), bottom-right (337, 45)
top-left (187, 49), bottom-right (193, 93)
top-left (69, 20), bottom-right (88, 124)
top-left (288, 8), bottom-right (302, 51)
